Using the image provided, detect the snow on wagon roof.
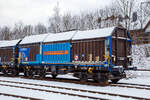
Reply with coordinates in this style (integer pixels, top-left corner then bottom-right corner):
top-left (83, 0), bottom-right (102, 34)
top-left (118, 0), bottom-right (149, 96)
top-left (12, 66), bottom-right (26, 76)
top-left (20, 33), bottom-right (49, 44)
top-left (0, 39), bottom-right (20, 48)
top-left (44, 31), bottom-right (77, 43)
top-left (20, 27), bottom-right (116, 44)
top-left (72, 27), bottom-right (115, 40)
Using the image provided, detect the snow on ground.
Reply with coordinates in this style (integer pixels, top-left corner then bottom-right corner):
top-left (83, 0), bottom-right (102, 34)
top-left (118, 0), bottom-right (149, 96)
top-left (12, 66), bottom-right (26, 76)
top-left (0, 85), bottom-right (91, 100)
top-left (132, 44), bottom-right (150, 69)
top-left (121, 70), bottom-right (150, 85)
top-left (0, 81), bottom-right (133, 100)
top-left (0, 95), bottom-right (26, 100)
top-left (0, 71), bottom-right (150, 100)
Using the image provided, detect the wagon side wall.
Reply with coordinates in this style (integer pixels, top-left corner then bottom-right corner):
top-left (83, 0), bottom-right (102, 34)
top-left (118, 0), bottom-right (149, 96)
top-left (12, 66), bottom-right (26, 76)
top-left (42, 42), bottom-right (71, 63)
top-left (0, 47), bottom-right (14, 64)
top-left (71, 38), bottom-right (106, 63)
top-left (112, 28), bottom-right (131, 67)
top-left (20, 43), bottom-right (40, 62)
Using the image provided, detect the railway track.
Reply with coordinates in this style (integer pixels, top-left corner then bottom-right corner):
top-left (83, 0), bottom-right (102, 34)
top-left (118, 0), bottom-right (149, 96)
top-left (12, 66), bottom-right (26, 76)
top-left (111, 84), bottom-right (150, 90)
top-left (0, 74), bottom-right (110, 86)
top-left (0, 79), bottom-right (149, 100)
top-left (136, 69), bottom-right (150, 71)
top-left (0, 80), bottom-right (107, 100)
top-left (0, 92), bottom-right (40, 100)
top-left (117, 82), bottom-right (150, 88)
top-left (2, 74), bottom-right (150, 90)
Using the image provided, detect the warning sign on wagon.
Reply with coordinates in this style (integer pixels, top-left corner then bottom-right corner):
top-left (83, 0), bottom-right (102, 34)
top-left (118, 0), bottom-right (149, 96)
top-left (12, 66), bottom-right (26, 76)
top-left (74, 55), bottom-right (79, 61)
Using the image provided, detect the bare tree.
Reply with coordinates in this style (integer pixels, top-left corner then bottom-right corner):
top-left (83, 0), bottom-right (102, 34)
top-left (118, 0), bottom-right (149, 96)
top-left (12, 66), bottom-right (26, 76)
top-left (139, 0), bottom-right (150, 29)
top-left (48, 2), bottom-right (62, 33)
top-left (0, 26), bottom-right (11, 40)
top-left (117, 0), bottom-right (137, 30)
top-left (23, 25), bottom-right (33, 36)
top-left (62, 12), bottom-right (73, 31)
top-left (34, 23), bottom-right (47, 34)
top-left (11, 22), bottom-right (24, 39)
top-left (71, 15), bottom-right (80, 30)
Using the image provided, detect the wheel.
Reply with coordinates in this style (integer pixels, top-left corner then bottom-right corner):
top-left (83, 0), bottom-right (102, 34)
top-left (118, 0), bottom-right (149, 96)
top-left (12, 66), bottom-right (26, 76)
top-left (24, 70), bottom-right (27, 77)
top-left (28, 70), bottom-right (33, 78)
top-left (2, 69), bottom-right (8, 76)
top-left (24, 70), bottom-right (33, 78)
top-left (39, 70), bottom-right (46, 78)
top-left (111, 79), bottom-right (120, 84)
top-left (80, 72), bottom-right (88, 82)
top-left (52, 74), bottom-right (57, 78)
top-left (23, 68), bottom-right (28, 77)
top-left (93, 73), bottom-right (109, 86)
top-left (11, 68), bottom-right (19, 76)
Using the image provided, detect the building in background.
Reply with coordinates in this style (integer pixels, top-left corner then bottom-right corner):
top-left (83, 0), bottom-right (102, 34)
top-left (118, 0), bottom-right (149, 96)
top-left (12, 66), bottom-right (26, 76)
top-left (130, 20), bottom-right (150, 44)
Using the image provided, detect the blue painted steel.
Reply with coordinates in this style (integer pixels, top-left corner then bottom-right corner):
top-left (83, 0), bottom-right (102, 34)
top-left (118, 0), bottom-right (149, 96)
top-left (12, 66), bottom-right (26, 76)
top-left (42, 43), bottom-right (71, 63)
top-left (107, 36), bottom-right (113, 71)
top-left (127, 31), bottom-right (132, 39)
top-left (78, 64), bottom-right (106, 67)
top-left (36, 54), bottom-right (41, 62)
top-left (19, 48), bottom-right (30, 63)
top-left (20, 61), bottom-right (40, 65)
top-left (127, 31), bottom-right (132, 48)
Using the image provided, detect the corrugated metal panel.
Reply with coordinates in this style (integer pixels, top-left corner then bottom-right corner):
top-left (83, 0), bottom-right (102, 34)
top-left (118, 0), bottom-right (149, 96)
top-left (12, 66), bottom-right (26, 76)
top-left (111, 28), bottom-right (131, 68)
top-left (0, 47), bottom-right (14, 63)
top-left (71, 38), bottom-right (105, 62)
top-left (42, 43), bottom-right (71, 63)
top-left (20, 43), bottom-right (40, 61)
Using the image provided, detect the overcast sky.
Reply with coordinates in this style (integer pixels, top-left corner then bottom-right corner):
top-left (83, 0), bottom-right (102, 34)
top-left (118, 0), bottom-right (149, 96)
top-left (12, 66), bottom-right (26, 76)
top-left (0, 0), bottom-right (112, 27)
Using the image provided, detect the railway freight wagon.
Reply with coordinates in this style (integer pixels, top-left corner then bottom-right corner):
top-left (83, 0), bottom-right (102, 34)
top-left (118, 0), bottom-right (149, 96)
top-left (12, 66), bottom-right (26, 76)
top-left (18, 33), bottom-right (50, 77)
top-left (0, 26), bottom-right (132, 84)
top-left (0, 40), bottom-right (21, 75)
top-left (17, 27), bottom-right (132, 84)
top-left (18, 31), bottom-right (76, 77)
top-left (71, 27), bottom-right (132, 83)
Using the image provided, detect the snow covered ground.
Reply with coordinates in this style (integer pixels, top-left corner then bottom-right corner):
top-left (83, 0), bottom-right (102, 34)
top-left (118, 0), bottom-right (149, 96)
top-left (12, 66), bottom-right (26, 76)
top-left (0, 70), bottom-right (149, 100)
top-left (122, 70), bottom-right (150, 85)
top-left (132, 44), bottom-right (150, 69)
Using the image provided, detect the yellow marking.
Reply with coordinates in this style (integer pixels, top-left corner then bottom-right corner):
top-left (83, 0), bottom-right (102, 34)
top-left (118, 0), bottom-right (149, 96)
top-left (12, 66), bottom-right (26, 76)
top-left (104, 53), bottom-right (111, 65)
top-left (2, 65), bottom-right (7, 69)
top-left (88, 67), bottom-right (94, 74)
top-left (26, 66), bottom-right (31, 70)
top-left (60, 68), bottom-right (67, 71)
top-left (105, 81), bottom-right (109, 86)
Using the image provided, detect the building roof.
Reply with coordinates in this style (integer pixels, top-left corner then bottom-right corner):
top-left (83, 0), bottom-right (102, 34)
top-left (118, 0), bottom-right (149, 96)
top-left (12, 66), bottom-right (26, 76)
top-left (144, 20), bottom-right (150, 33)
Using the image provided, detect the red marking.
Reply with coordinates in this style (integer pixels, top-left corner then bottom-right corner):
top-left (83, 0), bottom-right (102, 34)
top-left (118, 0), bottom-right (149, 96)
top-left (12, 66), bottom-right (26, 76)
top-left (43, 50), bottom-right (69, 55)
